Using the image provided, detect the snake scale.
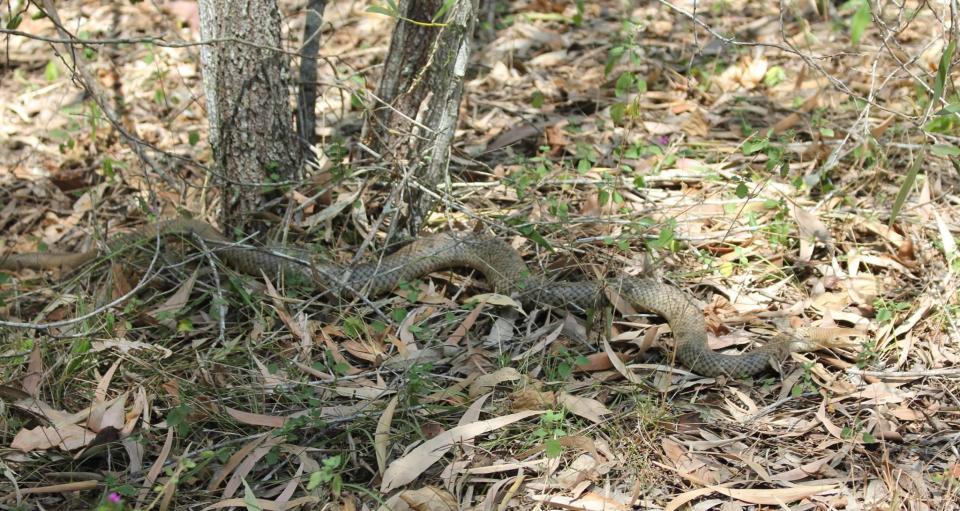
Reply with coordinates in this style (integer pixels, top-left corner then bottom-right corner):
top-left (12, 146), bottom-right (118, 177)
top-left (0, 218), bottom-right (822, 377)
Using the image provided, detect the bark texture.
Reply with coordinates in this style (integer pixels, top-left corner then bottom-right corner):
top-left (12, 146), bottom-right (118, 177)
top-left (297, 0), bottom-right (327, 155)
top-left (198, 0), bottom-right (302, 228)
top-left (367, 0), bottom-right (478, 238)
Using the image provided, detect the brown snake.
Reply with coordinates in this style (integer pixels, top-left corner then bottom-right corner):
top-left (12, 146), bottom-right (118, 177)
top-left (0, 218), bottom-right (834, 377)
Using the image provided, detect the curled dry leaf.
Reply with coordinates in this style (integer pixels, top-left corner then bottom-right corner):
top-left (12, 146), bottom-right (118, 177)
top-left (557, 393), bottom-right (611, 424)
top-left (510, 388), bottom-right (555, 411)
top-left (21, 345), bottom-right (42, 397)
top-left (466, 293), bottom-right (524, 314)
top-left (398, 485), bottom-right (458, 511)
top-left (12, 423), bottom-right (95, 452)
top-left (603, 339), bottom-right (644, 384)
top-left (376, 396), bottom-right (400, 476)
top-left (87, 392), bottom-right (127, 432)
top-left (468, 367), bottom-right (521, 398)
top-left (445, 299), bottom-right (486, 345)
top-left (665, 483), bottom-right (836, 510)
top-left (146, 268), bottom-right (198, 328)
top-left (224, 406), bottom-right (287, 429)
top-left (381, 410), bottom-right (543, 492)
top-left (90, 338), bottom-right (173, 358)
top-left (528, 491), bottom-right (629, 511)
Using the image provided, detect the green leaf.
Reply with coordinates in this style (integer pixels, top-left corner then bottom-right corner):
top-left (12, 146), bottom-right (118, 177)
top-left (791, 384), bottom-right (803, 397)
top-left (576, 158), bottom-right (591, 173)
top-left (545, 439), bottom-right (563, 458)
top-left (763, 66), bottom-right (787, 87)
top-left (432, 0), bottom-right (456, 22)
top-left (102, 159), bottom-right (115, 179)
top-left (323, 455), bottom-right (342, 469)
top-left (819, 127), bottom-right (835, 137)
top-left (648, 219), bottom-right (677, 250)
top-left (519, 226), bottom-right (553, 251)
top-left (188, 130), bottom-right (200, 146)
top-left (635, 78), bottom-right (647, 94)
top-left (850, 3), bottom-right (871, 46)
top-left (350, 91), bottom-right (365, 109)
top-left (931, 144), bottom-right (960, 157)
top-left (366, 4), bottom-right (397, 17)
top-left (44, 60), bottom-right (59, 82)
top-left (735, 182), bottom-right (749, 198)
top-left (935, 103), bottom-right (960, 115)
top-left (610, 103), bottom-right (625, 125)
top-left (242, 479), bottom-right (262, 511)
top-left (166, 403), bottom-right (193, 435)
top-left (390, 307), bottom-right (408, 322)
top-left (742, 137), bottom-right (768, 155)
top-left (889, 150), bottom-right (924, 227)
top-left (933, 40), bottom-right (956, 104)
top-left (604, 46), bottom-right (625, 75)
top-left (614, 72), bottom-right (634, 98)
top-left (531, 90), bottom-right (544, 108)
top-left (7, 14), bottom-right (23, 30)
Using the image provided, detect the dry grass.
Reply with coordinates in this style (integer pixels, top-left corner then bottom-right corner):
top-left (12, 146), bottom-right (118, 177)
top-left (1, 0), bottom-right (959, 509)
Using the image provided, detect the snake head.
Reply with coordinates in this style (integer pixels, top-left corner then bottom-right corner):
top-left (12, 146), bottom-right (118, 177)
top-left (789, 327), bottom-right (868, 352)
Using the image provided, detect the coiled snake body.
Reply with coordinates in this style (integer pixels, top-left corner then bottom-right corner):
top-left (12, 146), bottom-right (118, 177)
top-left (0, 219), bottom-right (819, 377)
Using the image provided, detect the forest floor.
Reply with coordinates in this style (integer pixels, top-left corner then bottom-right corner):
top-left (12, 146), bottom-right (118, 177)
top-left (1, 0), bottom-right (959, 510)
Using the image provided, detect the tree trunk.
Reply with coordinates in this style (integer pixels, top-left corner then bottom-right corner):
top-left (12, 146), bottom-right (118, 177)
top-left (297, 0), bottom-right (327, 156)
top-left (197, 0), bottom-right (303, 229)
top-left (367, 0), bottom-right (478, 238)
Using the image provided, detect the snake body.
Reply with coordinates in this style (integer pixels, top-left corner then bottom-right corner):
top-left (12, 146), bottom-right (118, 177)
top-left (0, 219), bottom-right (805, 377)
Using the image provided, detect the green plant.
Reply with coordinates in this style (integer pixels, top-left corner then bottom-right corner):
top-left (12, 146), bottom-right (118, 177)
top-left (307, 455), bottom-right (345, 495)
top-left (646, 218), bottom-right (678, 252)
top-left (855, 338), bottom-right (879, 368)
top-left (790, 363), bottom-right (818, 397)
top-left (874, 298), bottom-right (910, 323)
top-left (841, 421), bottom-right (877, 444)
top-left (545, 347), bottom-right (588, 381)
top-left (848, 1), bottom-right (871, 46)
top-left (366, 0), bottom-right (451, 27)
top-left (403, 362), bottom-right (435, 402)
top-left (741, 130), bottom-right (790, 175)
top-left (505, 152), bottom-right (551, 199)
top-left (532, 409), bottom-right (568, 458)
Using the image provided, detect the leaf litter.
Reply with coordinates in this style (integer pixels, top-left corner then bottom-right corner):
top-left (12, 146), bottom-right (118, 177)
top-left (0, 0), bottom-right (959, 509)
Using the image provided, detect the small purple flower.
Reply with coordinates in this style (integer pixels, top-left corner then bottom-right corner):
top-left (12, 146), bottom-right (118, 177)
top-left (655, 135), bottom-right (670, 146)
top-left (108, 492), bottom-right (122, 504)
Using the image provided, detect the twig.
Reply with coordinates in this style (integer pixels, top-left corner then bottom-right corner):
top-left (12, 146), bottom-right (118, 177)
top-left (846, 367), bottom-right (960, 379)
top-left (194, 236), bottom-right (227, 347)
top-left (0, 236), bottom-right (166, 331)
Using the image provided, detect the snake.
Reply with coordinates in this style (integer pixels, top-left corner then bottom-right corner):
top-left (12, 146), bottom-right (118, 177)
top-left (0, 218), bottom-right (829, 377)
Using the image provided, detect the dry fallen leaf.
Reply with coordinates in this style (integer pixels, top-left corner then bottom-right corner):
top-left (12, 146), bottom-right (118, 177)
top-left (224, 407), bottom-right (287, 429)
top-left (397, 486), bottom-right (458, 511)
top-left (528, 491), bottom-right (629, 511)
top-left (12, 423), bottom-right (95, 452)
top-left (665, 483), bottom-right (836, 510)
top-left (376, 396), bottom-right (400, 476)
top-left (381, 410), bottom-right (543, 492)
top-left (557, 392), bottom-right (611, 424)
top-left (468, 367), bottom-right (521, 398)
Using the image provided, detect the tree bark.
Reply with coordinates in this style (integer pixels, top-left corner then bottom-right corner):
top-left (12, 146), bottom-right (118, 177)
top-left (367, 0), bottom-right (478, 238)
top-left (297, 0), bottom-right (327, 157)
top-left (197, 0), bottom-right (303, 228)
